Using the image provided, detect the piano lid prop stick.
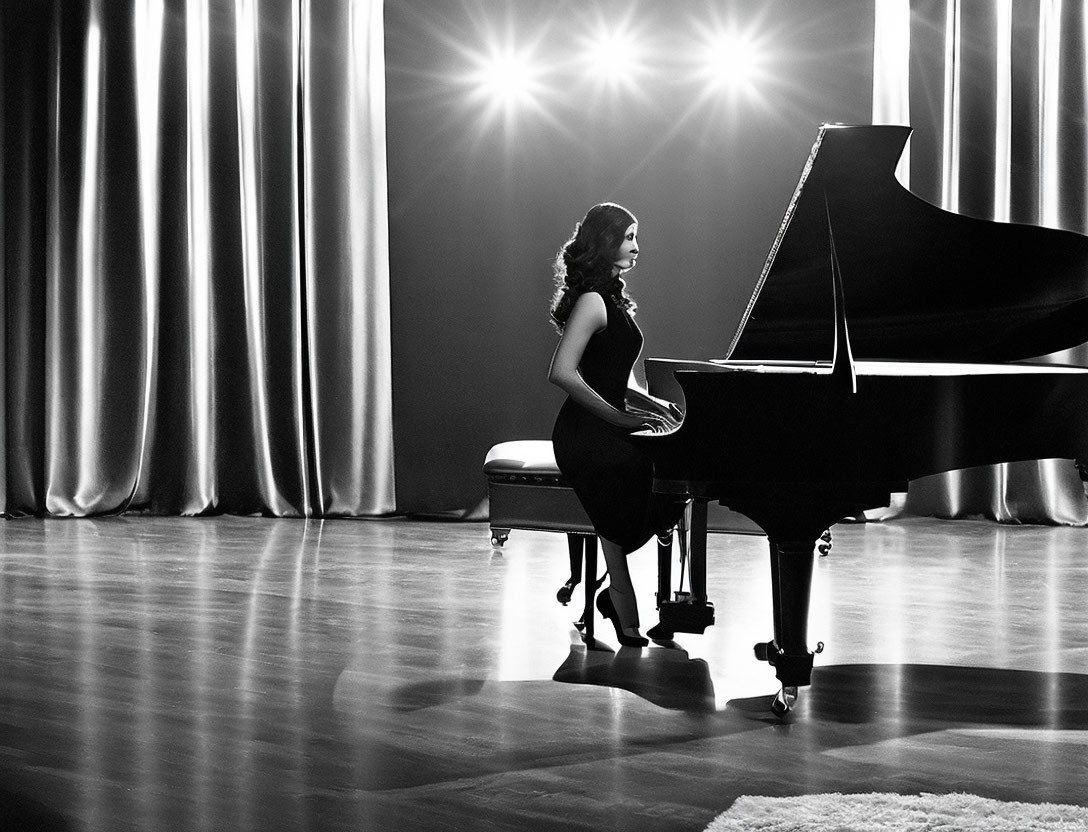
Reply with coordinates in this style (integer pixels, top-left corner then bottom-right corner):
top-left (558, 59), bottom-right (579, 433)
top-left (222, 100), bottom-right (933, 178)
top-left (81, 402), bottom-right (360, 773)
top-left (825, 196), bottom-right (857, 395)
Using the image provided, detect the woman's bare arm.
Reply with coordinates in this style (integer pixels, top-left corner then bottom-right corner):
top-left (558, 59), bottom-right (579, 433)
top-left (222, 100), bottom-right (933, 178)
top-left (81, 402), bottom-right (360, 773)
top-left (547, 293), bottom-right (652, 431)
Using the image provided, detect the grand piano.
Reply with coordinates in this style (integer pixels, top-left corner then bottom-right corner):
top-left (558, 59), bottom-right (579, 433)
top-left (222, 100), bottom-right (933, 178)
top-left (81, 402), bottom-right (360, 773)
top-left (635, 124), bottom-right (1088, 716)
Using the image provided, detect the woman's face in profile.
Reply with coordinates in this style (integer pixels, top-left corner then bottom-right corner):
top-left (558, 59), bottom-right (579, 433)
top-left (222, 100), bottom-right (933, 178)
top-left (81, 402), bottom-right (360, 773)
top-left (613, 222), bottom-right (639, 275)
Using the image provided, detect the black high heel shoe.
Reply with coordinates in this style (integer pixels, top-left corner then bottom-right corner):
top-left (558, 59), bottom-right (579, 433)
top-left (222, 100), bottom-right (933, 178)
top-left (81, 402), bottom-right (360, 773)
top-left (646, 622), bottom-right (675, 641)
top-left (595, 589), bottom-right (648, 648)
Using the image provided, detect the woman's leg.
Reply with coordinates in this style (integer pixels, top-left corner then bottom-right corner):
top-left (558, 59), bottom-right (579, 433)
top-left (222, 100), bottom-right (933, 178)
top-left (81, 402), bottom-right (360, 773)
top-left (599, 536), bottom-right (641, 635)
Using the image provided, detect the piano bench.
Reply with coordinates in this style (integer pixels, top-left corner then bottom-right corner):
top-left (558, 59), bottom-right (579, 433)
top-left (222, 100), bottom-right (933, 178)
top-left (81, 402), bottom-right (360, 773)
top-left (483, 440), bottom-right (593, 544)
top-left (483, 441), bottom-right (603, 635)
top-left (482, 440), bottom-right (771, 641)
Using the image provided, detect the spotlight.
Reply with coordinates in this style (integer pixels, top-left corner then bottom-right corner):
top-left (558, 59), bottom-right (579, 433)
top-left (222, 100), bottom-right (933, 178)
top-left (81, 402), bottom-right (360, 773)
top-left (468, 45), bottom-right (543, 111)
top-left (701, 30), bottom-right (762, 93)
top-left (585, 31), bottom-right (640, 84)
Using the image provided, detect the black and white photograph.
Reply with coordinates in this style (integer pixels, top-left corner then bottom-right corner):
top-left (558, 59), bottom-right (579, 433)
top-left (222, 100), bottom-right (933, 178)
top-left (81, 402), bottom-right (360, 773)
top-left (3, 1), bottom-right (1088, 829)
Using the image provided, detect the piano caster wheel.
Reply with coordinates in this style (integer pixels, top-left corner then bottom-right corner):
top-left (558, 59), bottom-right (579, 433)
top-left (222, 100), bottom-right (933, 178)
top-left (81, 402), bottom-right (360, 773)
top-left (556, 580), bottom-right (577, 605)
top-left (491, 531), bottom-right (509, 547)
top-left (817, 529), bottom-right (832, 556)
top-left (771, 685), bottom-right (799, 717)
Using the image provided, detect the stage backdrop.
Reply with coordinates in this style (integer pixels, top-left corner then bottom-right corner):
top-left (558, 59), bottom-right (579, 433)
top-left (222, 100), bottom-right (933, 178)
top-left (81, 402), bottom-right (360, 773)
top-left (5, 1), bottom-right (1086, 522)
top-left (2, 0), bottom-right (394, 516)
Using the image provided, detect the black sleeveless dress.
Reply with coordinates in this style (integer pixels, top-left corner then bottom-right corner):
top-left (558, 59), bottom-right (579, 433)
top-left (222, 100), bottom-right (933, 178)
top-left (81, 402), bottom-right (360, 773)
top-left (551, 291), bottom-right (681, 554)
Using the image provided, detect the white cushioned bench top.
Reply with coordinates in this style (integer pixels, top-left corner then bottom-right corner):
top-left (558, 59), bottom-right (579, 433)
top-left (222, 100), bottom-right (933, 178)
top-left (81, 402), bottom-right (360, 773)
top-left (483, 440), bottom-right (561, 476)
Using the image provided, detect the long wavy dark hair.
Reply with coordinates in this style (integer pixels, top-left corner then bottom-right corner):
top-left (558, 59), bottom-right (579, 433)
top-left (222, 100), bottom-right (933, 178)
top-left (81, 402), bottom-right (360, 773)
top-left (549, 202), bottom-right (637, 332)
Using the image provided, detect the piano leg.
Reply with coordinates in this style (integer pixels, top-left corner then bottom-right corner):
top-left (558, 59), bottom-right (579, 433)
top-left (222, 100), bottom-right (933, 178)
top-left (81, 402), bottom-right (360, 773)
top-left (683, 488), bottom-right (887, 716)
top-left (770, 539), bottom-right (816, 669)
top-left (760, 537), bottom-right (824, 716)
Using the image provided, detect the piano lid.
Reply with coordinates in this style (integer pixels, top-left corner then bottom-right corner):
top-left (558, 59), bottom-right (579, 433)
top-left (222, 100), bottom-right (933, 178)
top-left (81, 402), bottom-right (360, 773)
top-left (727, 124), bottom-right (1088, 363)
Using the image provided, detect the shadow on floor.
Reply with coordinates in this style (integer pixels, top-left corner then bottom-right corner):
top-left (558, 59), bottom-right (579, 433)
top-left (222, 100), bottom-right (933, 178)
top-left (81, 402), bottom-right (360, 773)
top-left (552, 644), bottom-right (718, 712)
top-left (0, 787), bottom-right (73, 832)
top-left (804, 663), bottom-right (1088, 729)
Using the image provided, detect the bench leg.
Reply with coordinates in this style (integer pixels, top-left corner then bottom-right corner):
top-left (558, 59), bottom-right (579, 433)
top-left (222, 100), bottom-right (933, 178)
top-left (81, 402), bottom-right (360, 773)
top-left (583, 536), bottom-right (597, 640)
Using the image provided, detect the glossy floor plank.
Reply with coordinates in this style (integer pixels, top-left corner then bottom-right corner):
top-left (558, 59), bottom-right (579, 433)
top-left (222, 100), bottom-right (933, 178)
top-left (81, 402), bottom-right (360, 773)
top-left (0, 516), bottom-right (1086, 831)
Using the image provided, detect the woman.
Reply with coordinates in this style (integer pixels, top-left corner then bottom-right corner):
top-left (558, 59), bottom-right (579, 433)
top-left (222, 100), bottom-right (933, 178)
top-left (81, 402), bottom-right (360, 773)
top-left (548, 202), bottom-right (682, 647)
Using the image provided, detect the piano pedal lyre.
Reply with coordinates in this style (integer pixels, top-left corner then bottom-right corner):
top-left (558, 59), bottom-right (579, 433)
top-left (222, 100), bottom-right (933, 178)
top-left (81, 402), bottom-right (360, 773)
top-left (657, 597), bottom-right (716, 634)
top-left (655, 502), bottom-right (715, 635)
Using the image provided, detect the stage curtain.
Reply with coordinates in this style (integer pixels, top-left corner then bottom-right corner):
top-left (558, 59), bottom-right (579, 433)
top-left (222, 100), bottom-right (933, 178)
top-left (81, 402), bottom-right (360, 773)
top-left (871, 0), bottom-right (1088, 525)
top-left (1, 0), bottom-right (395, 517)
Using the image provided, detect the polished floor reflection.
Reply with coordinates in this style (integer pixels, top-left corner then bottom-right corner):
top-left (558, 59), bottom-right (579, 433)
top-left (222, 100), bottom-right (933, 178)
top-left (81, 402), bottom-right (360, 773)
top-left (0, 516), bottom-right (1086, 831)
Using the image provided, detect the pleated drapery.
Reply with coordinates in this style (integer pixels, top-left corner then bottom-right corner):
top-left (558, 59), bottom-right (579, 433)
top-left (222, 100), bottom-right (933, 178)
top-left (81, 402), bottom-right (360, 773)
top-left (872, 0), bottom-right (1088, 525)
top-left (2, 0), bottom-right (395, 517)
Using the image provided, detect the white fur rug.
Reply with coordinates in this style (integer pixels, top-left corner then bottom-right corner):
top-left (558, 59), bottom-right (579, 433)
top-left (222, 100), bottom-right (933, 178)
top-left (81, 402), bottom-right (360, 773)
top-left (705, 792), bottom-right (1088, 831)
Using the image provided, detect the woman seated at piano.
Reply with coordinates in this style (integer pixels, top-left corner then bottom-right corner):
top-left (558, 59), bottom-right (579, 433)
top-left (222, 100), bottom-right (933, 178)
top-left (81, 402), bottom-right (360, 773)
top-left (548, 202), bottom-right (683, 647)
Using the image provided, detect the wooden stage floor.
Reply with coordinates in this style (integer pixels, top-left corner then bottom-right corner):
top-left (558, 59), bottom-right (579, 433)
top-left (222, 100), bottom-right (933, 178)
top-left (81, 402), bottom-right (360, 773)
top-left (0, 515), bottom-right (1086, 831)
